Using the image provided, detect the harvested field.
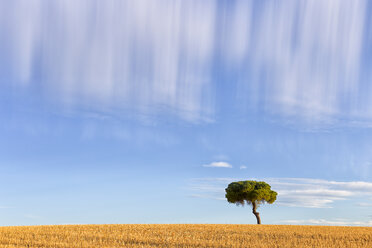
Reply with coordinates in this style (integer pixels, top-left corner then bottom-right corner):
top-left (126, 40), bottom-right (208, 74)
top-left (0, 224), bottom-right (371, 248)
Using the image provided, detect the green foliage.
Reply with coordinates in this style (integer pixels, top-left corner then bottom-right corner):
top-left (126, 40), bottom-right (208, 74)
top-left (225, 180), bottom-right (277, 206)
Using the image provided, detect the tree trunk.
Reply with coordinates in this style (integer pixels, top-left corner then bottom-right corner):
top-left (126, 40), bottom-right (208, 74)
top-left (252, 201), bottom-right (261, 224)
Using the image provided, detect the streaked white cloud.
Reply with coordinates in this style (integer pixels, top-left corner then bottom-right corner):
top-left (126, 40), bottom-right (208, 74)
top-left (0, 0), bottom-right (216, 122)
top-left (267, 178), bottom-right (372, 208)
top-left (202, 162), bottom-right (232, 168)
top-left (233, 0), bottom-right (369, 125)
top-left (1, 1), bottom-right (371, 125)
top-left (188, 177), bottom-right (372, 208)
top-left (240, 165), bottom-right (247, 170)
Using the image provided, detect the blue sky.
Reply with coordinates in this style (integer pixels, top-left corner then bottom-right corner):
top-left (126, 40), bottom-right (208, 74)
top-left (1, 0), bottom-right (372, 226)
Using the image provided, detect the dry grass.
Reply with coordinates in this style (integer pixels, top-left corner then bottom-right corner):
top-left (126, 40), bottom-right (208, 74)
top-left (0, 224), bottom-right (371, 247)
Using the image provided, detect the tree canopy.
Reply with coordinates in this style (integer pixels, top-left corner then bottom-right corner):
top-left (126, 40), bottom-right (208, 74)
top-left (225, 180), bottom-right (277, 224)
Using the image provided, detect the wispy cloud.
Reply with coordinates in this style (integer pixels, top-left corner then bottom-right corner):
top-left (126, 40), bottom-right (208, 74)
top-left (268, 178), bottom-right (372, 208)
top-left (239, 165), bottom-right (247, 170)
top-left (1, 0), bottom-right (216, 122)
top-left (202, 162), bottom-right (232, 168)
top-left (1, 1), bottom-right (371, 125)
top-left (235, 0), bottom-right (369, 126)
top-left (188, 177), bottom-right (372, 208)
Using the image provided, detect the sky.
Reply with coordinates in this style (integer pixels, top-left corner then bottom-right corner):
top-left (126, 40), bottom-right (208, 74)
top-left (1, 0), bottom-right (372, 226)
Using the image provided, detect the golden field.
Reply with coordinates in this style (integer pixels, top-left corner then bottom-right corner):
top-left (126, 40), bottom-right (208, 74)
top-left (0, 224), bottom-right (371, 248)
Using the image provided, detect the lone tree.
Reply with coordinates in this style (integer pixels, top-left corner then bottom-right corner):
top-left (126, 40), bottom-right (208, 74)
top-left (225, 180), bottom-right (277, 224)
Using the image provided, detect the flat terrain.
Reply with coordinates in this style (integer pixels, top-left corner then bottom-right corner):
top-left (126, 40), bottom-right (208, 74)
top-left (0, 224), bottom-right (371, 247)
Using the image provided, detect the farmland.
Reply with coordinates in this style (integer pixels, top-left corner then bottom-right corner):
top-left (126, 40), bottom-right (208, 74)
top-left (0, 224), bottom-right (371, 247)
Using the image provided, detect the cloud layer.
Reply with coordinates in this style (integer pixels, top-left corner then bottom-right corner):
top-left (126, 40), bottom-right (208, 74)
top-left (203, 162), bottom-right (232, 168)
top-left (1, 0), bottom-right (216, 122)
top-left (1, 1), bottom-right (371, 124)
top-left (234, 0), bottom-right (369, 125)
top-left (189, 177), bottom-right (372, 208)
